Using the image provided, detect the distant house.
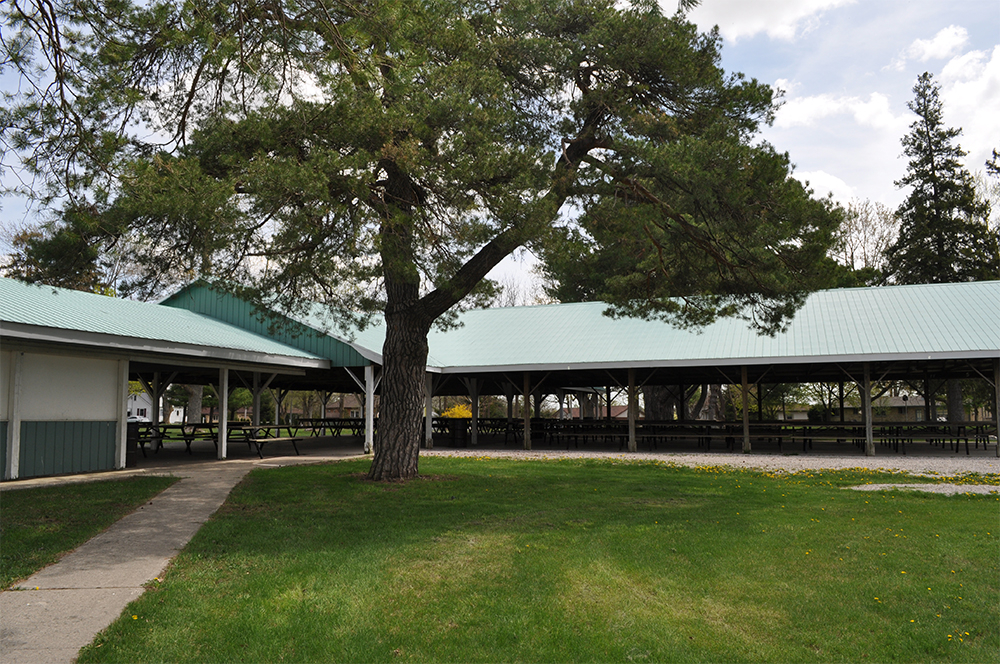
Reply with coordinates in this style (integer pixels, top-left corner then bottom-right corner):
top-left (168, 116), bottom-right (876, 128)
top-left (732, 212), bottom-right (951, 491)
top-left (838, 395), bottom-right (943, 422)
top-left (126, 392), bottom-right (152, 421)
top-left (563, 405), bottom-right (633, 420)
top-left (786, 396), bottom-right (931, 423)
top-left (126, 392), bottom-right (182, 423)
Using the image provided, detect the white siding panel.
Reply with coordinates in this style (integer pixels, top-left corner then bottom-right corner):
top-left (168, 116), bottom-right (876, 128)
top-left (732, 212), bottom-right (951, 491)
top-left (20, 353), bottom-right (120, 421)
top-left (0, 350), bottom-right (11, 420)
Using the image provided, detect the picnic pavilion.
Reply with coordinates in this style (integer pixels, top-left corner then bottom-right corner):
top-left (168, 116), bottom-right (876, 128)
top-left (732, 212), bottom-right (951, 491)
top-left (2, 277), bottom-right (998, 480)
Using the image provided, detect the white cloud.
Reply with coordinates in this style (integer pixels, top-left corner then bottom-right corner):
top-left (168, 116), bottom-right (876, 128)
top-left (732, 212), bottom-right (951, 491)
top-left (774, 91), bottom-right (902, 131)
top-left (887, 25), bottom-right (969, 71)
top-left (773, 78), bottom-right (799, 97)
top-left (907, 25), bottom-right (968, 62)
top-left (939, 45), bottom-right (1000, 172)
top-left (684, 0), bottom-right (856, 42)
top-left (940, 48), bottom-right (988, 83)
top-left (792, 170), bottom-right (854, 203)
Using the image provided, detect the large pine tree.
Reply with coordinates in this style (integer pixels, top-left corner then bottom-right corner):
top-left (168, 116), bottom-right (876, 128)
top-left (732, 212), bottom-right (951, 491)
top-left (884, 73), bottom-right (1000, 283)
top-left (3, 0), bottom-right (840, 480)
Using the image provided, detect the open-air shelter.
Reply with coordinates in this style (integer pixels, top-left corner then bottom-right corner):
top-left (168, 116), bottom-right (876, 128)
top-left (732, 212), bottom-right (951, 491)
top-left (163, 279), bottom-right (1000, 457)
top-left (2, 277), bottom-right (999, 480)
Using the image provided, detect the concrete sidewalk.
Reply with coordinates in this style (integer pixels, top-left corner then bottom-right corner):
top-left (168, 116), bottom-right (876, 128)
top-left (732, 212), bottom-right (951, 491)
top-left (1, 441), bottom-right (365, 664)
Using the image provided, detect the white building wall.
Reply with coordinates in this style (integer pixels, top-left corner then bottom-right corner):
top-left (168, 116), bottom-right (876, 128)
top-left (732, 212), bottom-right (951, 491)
top-left (19, 352), bottom-right (121, 421)
top-left (1, 350), bottom-right (11, 421)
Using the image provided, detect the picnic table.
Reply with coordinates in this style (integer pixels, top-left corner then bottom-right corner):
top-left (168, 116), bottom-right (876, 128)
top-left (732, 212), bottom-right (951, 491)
top-left (226, 424), bottom-right (303, 458)
top-left (135, 423), bottom-right (218, 456)
top-left (298, 418), bottom-right (371, 437)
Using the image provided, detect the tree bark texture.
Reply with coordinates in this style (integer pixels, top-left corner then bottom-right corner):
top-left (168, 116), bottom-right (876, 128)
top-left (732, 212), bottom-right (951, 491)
top-left (704, 384), bottom-right (722, 421)
top-left (579, 393), bottom-right (600, 419)
top-left (184, 385), bottom-right (203, 424)
top-left (947, 378), bottom-right (964, 434)
top-left (643, 385), bottom-right (678, 421)
top-left (367, 310), bottom-right (431, 481)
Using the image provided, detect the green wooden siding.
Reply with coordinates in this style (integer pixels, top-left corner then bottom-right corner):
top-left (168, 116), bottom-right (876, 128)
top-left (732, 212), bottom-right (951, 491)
top-left (163, 284), bottom-right (370, 367)
top-left (18, 421), bottom-right (116, 478)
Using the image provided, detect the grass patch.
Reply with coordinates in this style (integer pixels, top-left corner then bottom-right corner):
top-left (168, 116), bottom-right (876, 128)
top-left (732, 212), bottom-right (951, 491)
top-left (1, 475), bottom-right (179, 589)
top-left (79, 458), bottom-right (997, 663)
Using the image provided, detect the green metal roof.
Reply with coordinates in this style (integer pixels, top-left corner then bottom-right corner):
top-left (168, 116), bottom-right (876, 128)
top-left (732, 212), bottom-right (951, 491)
top-left (416, 281), bottom-right (1000, 371)
top-left (286, 281), bottom-right (997, 372)
top-left (215, 280), bottom-right (999, 372)
top-left (20, 277), bottom-right (993, 375)
top-left (0, 278), bottom-right (327, 367)
top-left (160, 282), bottom-right (378, 367)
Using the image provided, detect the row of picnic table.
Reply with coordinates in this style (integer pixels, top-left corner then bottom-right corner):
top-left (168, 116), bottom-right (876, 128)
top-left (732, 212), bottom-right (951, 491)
top-left (133, 417), bottom-right (997, 457)
top-left (428, 418), bottom-right (997, 455)
top-left (133, 423), bottom-right (304, 459)
top-left (535, 419), bottom-right (997, 455)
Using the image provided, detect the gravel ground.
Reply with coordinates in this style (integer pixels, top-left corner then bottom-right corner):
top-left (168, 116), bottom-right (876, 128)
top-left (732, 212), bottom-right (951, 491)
top-left (844, 483), bottom-right (997, 495)
top-left (422, 448), bottom-right (1000, 495)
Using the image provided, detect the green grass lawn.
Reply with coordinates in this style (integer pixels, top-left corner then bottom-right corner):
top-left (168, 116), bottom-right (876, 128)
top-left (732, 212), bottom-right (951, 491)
top-left (1, 475), bottom-right (179, 589)
top-left (78, 458), bottom-right (997, 663)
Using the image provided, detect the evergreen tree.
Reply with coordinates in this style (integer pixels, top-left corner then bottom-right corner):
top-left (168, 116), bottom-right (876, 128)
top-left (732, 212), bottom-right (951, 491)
top-left (884, 73), bottom-right (1000, 284)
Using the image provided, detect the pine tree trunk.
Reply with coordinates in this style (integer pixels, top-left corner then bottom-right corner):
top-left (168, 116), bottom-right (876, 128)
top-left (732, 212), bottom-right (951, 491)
top-left (705, 384), bottom-right (722, 421)
top-left (643, 385), bottom-right (676, 421)
top-left (367, 309), bottom-right (431, 481)
top-left (947, 379), bottom-right (964, 434)
top-left (689, 385), bottom-right (709, 420)
top-left (185, 385), bottom-right (203, 424)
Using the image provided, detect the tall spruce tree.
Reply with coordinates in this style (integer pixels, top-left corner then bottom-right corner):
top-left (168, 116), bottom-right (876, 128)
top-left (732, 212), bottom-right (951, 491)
top-left (3, 0), bottom-right (840, 480)
top-left (884, 73), bottom-right (1000, 283)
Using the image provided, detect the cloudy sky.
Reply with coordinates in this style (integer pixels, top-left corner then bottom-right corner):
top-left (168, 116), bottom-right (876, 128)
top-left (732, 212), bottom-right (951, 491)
top-left (686, 0), bottom-right (999, 208)
top-left (490, 0), bottom-right (1000, 291)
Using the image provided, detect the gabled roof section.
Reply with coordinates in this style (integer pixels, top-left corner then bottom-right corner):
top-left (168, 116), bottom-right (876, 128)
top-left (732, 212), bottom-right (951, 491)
top-left (156, 279), bottom-right (1000, 374)
top-left (419, 281), bottom-right (1000, 371)
top-left (160, 282), bottom-right (380, 366)
top-left (0, 278), bottom-right (328, 368)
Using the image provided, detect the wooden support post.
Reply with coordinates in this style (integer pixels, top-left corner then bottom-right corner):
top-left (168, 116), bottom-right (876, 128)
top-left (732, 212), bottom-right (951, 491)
top-left (741, 366), bottom-right (751, 453)
top-left (606, 386), bottom-right (612, 421)
top-left (839, 382), bottom-right (845, 423)
top-left (5, 352), bottom-right (23, 480)
top-left (218, 368), bottom-right (229, 460)
top-left (523, 372), bottom-right (532, 450)
top-left (364, 365), bottom-right (375, 455)
top-left (470, 379), bottom-right (480, 447)
top-left (924, 374), bottom-right (934, 422)
top-left (628, 368), bottom-right (637, 453)
top-left (863, 363), bottom-right (874, 456)
top-left (115, 359), bottom-right (129, 469)
top-left (424, 374), bottom-right (434, 450)
top-left (252, 372), bottom-right (261, 427)
top-left (151, 372), bottom-right (161, 432)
